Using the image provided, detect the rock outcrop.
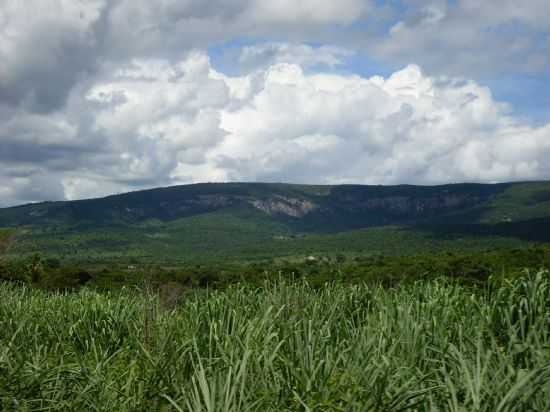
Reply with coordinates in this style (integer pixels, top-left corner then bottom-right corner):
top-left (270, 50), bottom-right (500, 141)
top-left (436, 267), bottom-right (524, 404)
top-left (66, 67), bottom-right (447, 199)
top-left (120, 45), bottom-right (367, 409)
top-left (249, 196), bottom-right (318, 217)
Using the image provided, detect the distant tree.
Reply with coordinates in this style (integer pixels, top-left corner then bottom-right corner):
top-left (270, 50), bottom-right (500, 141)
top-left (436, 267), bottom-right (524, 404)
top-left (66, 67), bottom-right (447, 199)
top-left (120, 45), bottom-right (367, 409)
top-left (0, 230), bottom-right (16, 261)
top-left (45, 258), bottom-right (61, 269)
top-left (27, 254), bottom-right (44, 284)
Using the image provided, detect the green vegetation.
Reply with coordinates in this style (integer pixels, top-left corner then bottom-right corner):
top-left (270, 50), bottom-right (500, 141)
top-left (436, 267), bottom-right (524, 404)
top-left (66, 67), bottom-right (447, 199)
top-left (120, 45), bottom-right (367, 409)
top-left (0, 228), bottom-right (15, 252)
top-left (3, 245), bottom-right (550, 291)
top-left (4, 216), bottom-right (544, 265)
top-left (3, 181), bottom-right (550, 264)
top-left (1, 271), bottom-right (550, 410)
top-left (2, 182), bottom-right (550, 409)
top-left (482, 182), bottom-right (550, 223)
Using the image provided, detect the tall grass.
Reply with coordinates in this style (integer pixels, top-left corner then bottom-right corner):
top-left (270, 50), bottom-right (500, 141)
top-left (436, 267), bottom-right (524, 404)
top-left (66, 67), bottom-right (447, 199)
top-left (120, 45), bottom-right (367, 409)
top-left (1, 272), bottom-right (549, 411)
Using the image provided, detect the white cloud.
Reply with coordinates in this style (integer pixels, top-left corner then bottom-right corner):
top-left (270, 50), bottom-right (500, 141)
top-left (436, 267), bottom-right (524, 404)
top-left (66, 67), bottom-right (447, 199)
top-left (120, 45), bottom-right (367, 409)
top-left (3, 49), bottom-right (550, 206)
top-left (102, 0), bottom-right (367, 60)
top-left (0, 0), bottom-right (365, 113)
top-left (0, 0), bottom-right (105, 110)
top-left (239, 43), bottom-right (353, 71)
top-left (1, 0), bottom-right (550, 207)
top-left (460, 0), bottom-right (550, 27)
top-left (371, 0), bottom-right (550, 76)
top-left (83, 52), bottom-right (229, 186)
top-left (215, 60), bottom-right (550, 185)
top-left (2, 0), bottom-right (549, 120)
top-left (246, 0), bottom-right (366, 25)
top-left (1, 49), bottom-right (550, 206)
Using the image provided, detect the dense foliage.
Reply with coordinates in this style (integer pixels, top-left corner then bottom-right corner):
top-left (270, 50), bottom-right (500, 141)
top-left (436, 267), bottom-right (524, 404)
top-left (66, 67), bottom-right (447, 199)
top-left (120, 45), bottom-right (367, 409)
top-left (1, 272), bottom-right (550, 411)
top-left (2, 246), bottom-right (550, 291)
top-left (3, 181), bottom-right (550, 263)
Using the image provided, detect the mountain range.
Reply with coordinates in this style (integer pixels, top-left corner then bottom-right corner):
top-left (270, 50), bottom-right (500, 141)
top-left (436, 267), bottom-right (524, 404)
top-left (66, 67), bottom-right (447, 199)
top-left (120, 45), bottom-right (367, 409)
top-left (2, 181), bottom-right (550, 262)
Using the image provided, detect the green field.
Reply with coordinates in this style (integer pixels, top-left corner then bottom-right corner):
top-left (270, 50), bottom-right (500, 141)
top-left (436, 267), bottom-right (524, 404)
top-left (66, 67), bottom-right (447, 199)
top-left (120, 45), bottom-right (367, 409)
top-left (1, 272), bottom-right (550, 411)
top-left (2, 181), bottom-right (550, 410)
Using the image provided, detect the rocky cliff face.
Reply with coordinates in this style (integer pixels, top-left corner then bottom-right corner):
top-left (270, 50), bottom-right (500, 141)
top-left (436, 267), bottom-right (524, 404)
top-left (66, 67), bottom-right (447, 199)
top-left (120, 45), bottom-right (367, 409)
top-left (249, 196), bottom-right (318, 217)
top-left (123, 194), bottom-right (320, 219)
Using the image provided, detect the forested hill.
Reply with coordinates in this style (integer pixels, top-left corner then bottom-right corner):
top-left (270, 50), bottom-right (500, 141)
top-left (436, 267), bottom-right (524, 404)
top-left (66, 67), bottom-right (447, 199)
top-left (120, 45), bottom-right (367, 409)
top-left (2, 181), bottom-right (550, 261)
top-left (3, 181), bottom-right (550, 228)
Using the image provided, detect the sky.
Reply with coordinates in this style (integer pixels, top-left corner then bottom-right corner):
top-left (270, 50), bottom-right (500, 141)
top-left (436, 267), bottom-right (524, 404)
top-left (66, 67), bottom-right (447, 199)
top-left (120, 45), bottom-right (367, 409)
top-left (1, 0), bottom-right (550, 206)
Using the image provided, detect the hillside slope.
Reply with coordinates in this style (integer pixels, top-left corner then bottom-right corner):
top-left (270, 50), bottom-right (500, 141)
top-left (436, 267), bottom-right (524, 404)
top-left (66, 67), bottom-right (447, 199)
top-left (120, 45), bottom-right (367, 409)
top-left (2, 181), bottom-right (550, 262)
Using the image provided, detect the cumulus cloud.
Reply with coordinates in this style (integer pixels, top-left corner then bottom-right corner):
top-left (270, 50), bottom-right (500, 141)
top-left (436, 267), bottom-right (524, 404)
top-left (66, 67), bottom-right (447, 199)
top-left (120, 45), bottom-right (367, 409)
top-left (81, 52), bottom-right (230, 188)
top-left (244, 0), bottom-right (365, 25)
top-left (0, 0), bottom-right (365, 113)
top-left (1, 0), bottom-right (548, 115)
top-left (215, 61), bottom-right (550, 185)
top-left (370, 0), bottom-right (550, 76)
top-left (2, 0), bottom-right (549, 114)
top-left (0, 0), bottom-right (105, 112)
top-left (1, 0), bottom-right (550, 207)
top-left (238, 43), bottom-right (353, 71)
top-left (2, 47), bottom-right (550, 207)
